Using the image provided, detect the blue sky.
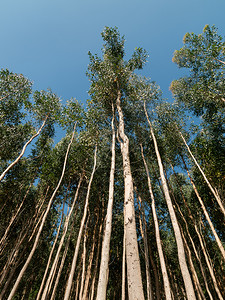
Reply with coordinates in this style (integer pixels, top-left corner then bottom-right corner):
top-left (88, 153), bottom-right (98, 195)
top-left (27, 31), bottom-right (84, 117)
top-left (1, 0), bottom-right (224, 115)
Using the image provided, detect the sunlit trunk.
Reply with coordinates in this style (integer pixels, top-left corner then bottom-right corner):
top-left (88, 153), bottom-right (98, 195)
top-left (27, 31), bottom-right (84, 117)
top-left (7, 124), bottom-right (76, 300)
top-left (140, 144), bottom-right (172, 300)
top-left (0, 115), bottom-right (48, 182)
top-left (144, 102), bottom-right (196, 300)
top-left (64, 145), bottom-right (97, 300)
top-left (96, 104), bottom-right (116, 300)
top-left (116, 90), bottom-right (145, 300)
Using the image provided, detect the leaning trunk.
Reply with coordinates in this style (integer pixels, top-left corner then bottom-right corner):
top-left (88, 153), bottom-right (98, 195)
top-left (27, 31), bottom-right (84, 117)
top-left (64, 145), bottom-right (97, 300)
top-left (140, 144), bottom-right (172, 300)
top-left (0, 115), bottom-right (48, 182)
top-left (144, 102), bottom-right (196, 300)
top-left (7, 125), bottom-right (76, 300)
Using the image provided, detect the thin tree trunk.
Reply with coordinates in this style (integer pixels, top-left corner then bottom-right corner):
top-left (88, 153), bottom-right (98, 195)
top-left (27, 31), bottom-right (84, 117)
top-left (7, 124), bottom-right (76, 300)
top-left (181, 157), bottom-right (225, 260)
top-left (194, 223), bottom-right (223, 300)
top-left (0, 179), bottom-right (35, 250)
top-left (143, 101), bottom-right (196, 300)
top-left (36, 200), bottom-right (65, 300)
top-left (121, 227), bottom-right (126, 300)
top-left (82, 212), bottom-right (99, 300)
top-left (50, 205), bottom-right (79, 300)
top-left (179, 130), bottom-right (225, 218)
top-left (79, 226), bottom-right (88, 300)
top-left (170, 164), bottom-right (214, 300)
top-left (116, 89), bottom-right (145, 300)
top-left (41, 174), bottom-right (83, 300)
top-left (180, 229), bottom-right (205, 300)
top-left (140, 144), bottom-right (172, 300)
top-left (64, 145), bottom-right (97, 300)
top-left (136, 189), bottom-right (153, 300)
top-left (0, 115), bottom-right (48, 182)
top-left (96, 103), bottom-right (116, 300)
top-left (89, 216), bottom-right (103, 300)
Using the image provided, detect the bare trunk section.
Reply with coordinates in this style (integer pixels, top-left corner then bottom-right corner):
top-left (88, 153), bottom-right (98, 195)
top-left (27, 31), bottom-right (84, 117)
top-left (7, 124), bottom-right (77, 300)
top-left (143, 102), bottom-right (196, 300)
top-left (179, 130), bottom-right (225, 218)
top-left (180, 229), bottom-right (206, 300)
top-left (140, 144), bottom-right (172, 300)
top-left (136, 189), bottom-right (153, 300)
top-left (181, 157), bottom-right (225, 260)
top-left (116, 90), bottom-right (145, 300)
top-left (79, 221), bottom-right (88, 300)
top-left (0, 115), bottom-right (48, 182)
top-left (121, 227), bottom-right (126, 300)
top-left (194, 224), bottom-right (223, 300)
top-left (89, 216), bottom-right (103, 300)
top-left (41, 174), bottom-right (83, 300)
top-left (0, 179), bottom-right (34, 250)
top-left (64, 145), bottom-right (97, 300)
top-left (96, 104), bottom-right (116, 300)
top-left (36, 200), bottom-right (65, 300)
top-left (82, 213), bottom-right (99, 300)
top-left (50, 206), bottom-right (79, 300)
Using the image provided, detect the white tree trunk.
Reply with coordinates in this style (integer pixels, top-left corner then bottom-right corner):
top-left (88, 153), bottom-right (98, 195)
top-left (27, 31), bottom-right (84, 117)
top-left (96, 105), bottom-right (116, 300)
top-left (64, 145), bottom-right (97, 300)
top-left (0, 115), bottom-right (48, 182)
top-left (140, 144), bottom-right (172, 300)
top-left (7, 124), bottom-right (77, 300)
top-left (116, 90), bottom-right (145, 300)
top-left (144, 102), bottom-right (196, 300)
top-left (179, 130), bottom-right (225, 218)
top-left (183, 163), bottom-right (225, 261)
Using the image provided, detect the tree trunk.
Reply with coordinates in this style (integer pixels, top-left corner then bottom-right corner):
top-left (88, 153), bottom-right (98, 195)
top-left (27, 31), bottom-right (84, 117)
top-left (170, 165), bottom-right (214, 300)
top-left (195, 223), bottom-right (223, 299)
top-left (36, 200), bottom-right (65, 300)
top-left (121, 227), bottom-right (126, 300)
top-left (136, 189), bottom-right (153, 300)
top-left (0, 115), bottom-right (48, 182)
top-left (64, 145), bottom-right (97, 300)
top-left (140, 144), bottom-right (172, 300)
top-left (41, 174), bottom-right (83, 299)
top-left (89, 216), bottom-right (103, 300)
top-left (82, 212), bottom-right (99, 300)
top-left (181, 157), bottom-right (225, 261)
top-left (116, 89), bottom-right (145, 300)
top-left (50, 206), bottom-right (79, 300)
top-left (96, 104), bottom-right (116, 300)
top-left (7, 124), bottom-right (76, 300)
top-left (179, 130), bottom-right (225, 218)
top-left (79, 225), bottom-right (88, 300)
top-left (143, 102), bottom-right (196, 300)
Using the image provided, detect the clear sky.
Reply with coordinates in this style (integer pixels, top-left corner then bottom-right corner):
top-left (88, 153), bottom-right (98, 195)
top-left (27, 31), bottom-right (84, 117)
top-left (1, 0), bottom-right (224, 109)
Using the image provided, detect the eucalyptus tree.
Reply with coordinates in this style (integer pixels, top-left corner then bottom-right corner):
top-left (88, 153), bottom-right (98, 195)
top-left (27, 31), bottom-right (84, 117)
top-left (171, 25), bottom-right (225, 116)
top-left (129, 76), bottom-right (197, 299)
top-left (170, 25), bottom-right (225, 214)
top-left (0, 89), bottom-right (61, 182)
top-left (87, 26), bottom-right (148, 300)
top-left (0, 69), bottom-right (33, 164)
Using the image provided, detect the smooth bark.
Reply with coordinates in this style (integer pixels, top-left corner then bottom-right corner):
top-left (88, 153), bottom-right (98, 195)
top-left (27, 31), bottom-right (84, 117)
top-left (182, 158), bottom-right (225, 261)
top-left (140, 144), bottom-right (172, 300)
top-left (64, 145), bottom-right (97, 300)
top-left (96, 104), bottom-right (116, 300)
top-left (0, 115), bottom-right (48, 182)
top-left (116, 89), bottom-right (145, 300)
top-left (7, 124), bottom-right (76, 300)
top-left (179, 130), bottom-right (225, 218)
top-left (144, 101), bottom-right (196, 300)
